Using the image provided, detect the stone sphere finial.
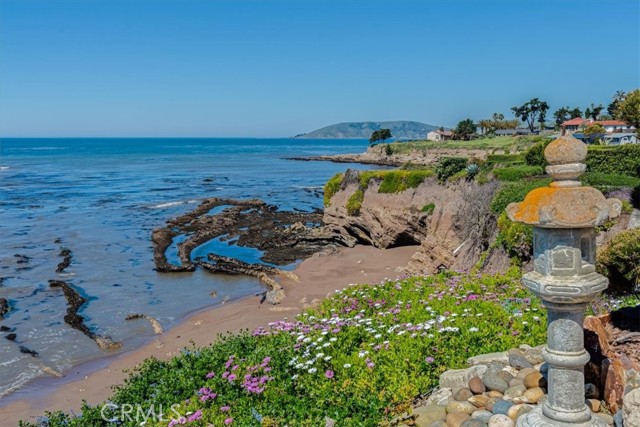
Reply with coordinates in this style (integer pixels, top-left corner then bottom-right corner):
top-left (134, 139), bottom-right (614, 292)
top-left (544, 134), bottom-right (587, 186)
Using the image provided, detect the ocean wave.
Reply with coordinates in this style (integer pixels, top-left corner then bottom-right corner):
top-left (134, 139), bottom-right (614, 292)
top-left (292, 185), bottom-right (323, 190)
top-left (149, 201), bottom-right (185, 209)
top-left (0, 166), bottom-right (9, 171)
top-left (11, 147), bottom-right (68, 151)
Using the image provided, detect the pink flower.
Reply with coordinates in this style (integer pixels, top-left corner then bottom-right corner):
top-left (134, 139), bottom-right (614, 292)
top-left (325, 370), bottom-right (334, 379)
top-left (221, 405), bottom-right (230, 412)
top-left (187, 410), bottom-right (202, 422)
top-left (205, 371), bottom-right (216, 379)
top-left (425, 356), bottom-right (435, 363)
top-left (224, 418), bottom-right (233, 425)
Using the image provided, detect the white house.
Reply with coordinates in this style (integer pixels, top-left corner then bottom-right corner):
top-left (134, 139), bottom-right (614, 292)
top-left (602, 133), bottom-right (638, 145)
top-left (426, 129), bottom-right (453, 141)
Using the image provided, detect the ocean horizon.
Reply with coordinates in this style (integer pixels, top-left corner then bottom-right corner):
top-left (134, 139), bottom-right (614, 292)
top-left (0, 137), bottom-right (374, 398)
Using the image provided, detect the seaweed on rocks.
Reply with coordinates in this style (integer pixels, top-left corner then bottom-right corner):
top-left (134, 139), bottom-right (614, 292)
top-left (55, 247), bottom-right (72, 273)
top-left (153, 197), bottom-right (355, 272)
top-left (48, 280), bottom-right (122, 350)
top-left (19, 346), bottom-right (39, 357)
top-left (152, 197), bottom-right (357, 303)
top-left (0, 298), bottom-right (10, 319)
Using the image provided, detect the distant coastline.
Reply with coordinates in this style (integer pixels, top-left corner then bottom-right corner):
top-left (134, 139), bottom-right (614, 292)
top-left (294, 120), bottom-right (439, 140)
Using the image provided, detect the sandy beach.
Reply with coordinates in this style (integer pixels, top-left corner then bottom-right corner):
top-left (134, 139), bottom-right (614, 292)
top-left (1, 244), bottom-right (418, 426)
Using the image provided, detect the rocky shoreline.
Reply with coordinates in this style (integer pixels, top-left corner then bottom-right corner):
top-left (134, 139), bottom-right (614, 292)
top-left (151, 197), bottom-right (357, 303)
top-left (285, 145), bottom-right (495, 168)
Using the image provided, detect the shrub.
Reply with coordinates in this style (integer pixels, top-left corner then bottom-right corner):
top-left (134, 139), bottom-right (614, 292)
top-left (360, 170), bottom-right (435, 193)
top-left (385, 144), bottom-right (393, 156)
top-left (580, 172), bottom-right (640, 189)
top-left (524, 139), bottom-right (552, 168)
top-left (632, 185), bottom-right (640, 209)
top-left (421, 203), bottom-right (435, 214)
top-left (485, 153), bottom-right (525, 166)
top-left (448, 169), bottom-right (468, 182)
top-left (497, 212), bottom-right (533, 262)
top-left (324, 173), bottom-right (344, 207)
top-left (359, 170), bottom-right (386, 188)
top-left (586, 145), bottom-right (640, 177)
top-left (597, 229), bottom-right (640, 294)
top-left (490, 178), bottom-right (553, 214)
top-left (436, 157), bottom-right (468, 182)
top-left (493, 165), bottom-right (544, 182)
top-left (404, 170), bottom-right (436, 189)
top-left (346, 189), bottom-right (364, 216)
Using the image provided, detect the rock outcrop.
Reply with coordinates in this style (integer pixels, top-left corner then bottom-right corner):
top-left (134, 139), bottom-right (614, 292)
top-left (323, 170), bottom-right (504, 275)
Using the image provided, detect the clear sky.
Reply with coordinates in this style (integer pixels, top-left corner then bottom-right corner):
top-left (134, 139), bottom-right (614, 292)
top-left (1, 0), bottom-right (638, 137)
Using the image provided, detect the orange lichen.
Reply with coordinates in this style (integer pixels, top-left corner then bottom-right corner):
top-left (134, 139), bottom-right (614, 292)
top-left (509, 186), bottom-right (609, 227)
top-left (514, 187), bottom-right (559, 223)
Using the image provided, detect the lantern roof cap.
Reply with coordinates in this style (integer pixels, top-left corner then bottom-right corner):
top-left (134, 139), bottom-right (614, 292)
top-left (506, 134), bottom-right (621, 228)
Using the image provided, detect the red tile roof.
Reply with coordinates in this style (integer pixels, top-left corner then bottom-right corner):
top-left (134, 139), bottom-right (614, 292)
top-left (594, 120), bottom-right (628, 126)
top-left (562, 117), bottom-right (587, 126)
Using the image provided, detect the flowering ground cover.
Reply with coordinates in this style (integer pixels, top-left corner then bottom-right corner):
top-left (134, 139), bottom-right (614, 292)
top-left (22, 268), bottom-right (548, 427)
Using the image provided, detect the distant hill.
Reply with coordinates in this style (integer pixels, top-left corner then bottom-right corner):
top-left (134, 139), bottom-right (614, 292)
top-left (293, 121), bottom-right (439, 140)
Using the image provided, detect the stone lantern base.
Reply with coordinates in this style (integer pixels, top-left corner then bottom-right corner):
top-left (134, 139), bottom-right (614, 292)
top-left (517, 406), bottom-right (607, 427)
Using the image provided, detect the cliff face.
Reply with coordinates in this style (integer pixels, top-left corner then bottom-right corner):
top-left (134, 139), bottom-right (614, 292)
top-left (323, 171), bottom-right (500, 274)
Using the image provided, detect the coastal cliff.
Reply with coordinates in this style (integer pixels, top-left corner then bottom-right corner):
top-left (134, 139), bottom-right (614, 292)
top-left (322, 169), bottom-right (510, 275)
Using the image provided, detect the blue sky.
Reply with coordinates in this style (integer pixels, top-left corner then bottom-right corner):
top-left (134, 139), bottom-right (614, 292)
top-left (1, 0), bottom-right (638, 137)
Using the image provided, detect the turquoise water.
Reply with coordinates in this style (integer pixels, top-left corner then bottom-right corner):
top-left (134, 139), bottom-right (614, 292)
top-left (0, 138), bottom-right (373, 397)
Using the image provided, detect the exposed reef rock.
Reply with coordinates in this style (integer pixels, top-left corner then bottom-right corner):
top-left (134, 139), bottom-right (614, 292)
top-left (153, 197), bottom-right (354, 280)
top-left (287, 146), bottom-right (493, 168)
top-left (55, 247), bottom-right (73, 273)
top-left (49, 280), bottom-right (122, 350)
top-left (0, 298), bottom-right (10, 320)
top-left (198, 255), bottom-right (296, 305)
top-left (125, 313), bottom-right (163, 334)
top-left (19, 346), bottom-right (39, 357)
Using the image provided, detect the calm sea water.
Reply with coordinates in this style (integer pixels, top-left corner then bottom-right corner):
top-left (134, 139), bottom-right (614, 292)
top-left (0, 138), bottom-right (373, 398)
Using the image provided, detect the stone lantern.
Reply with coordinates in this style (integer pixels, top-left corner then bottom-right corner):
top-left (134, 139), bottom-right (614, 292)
top-left (506, 134), bottom-right (621, 427)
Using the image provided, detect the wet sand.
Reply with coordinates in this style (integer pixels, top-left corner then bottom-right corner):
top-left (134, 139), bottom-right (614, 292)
top-left (1, 244), bottom-right (418, 426)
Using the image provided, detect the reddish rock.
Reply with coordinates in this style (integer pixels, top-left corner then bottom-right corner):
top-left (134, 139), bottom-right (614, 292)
top-left (584, 315), bottom-right (610, 356)
top-left (602, 358), bottom-right (625, 413)
top-left (469, 376), bottom-right (486, 394)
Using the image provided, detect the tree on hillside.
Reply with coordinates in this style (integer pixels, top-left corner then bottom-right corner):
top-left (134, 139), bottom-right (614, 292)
top-left (608, 90), bottom-right (626, 117)
top-left (585, 103), bottom-right (604, 120)
top-left (511, 98), bottom-right (549, 132)
top-left (453, 119), bottom-right (477, 140)
top-left (369, 128), bottom-right (392, 145)
top-left (615, 89), bottom-right (640, 138)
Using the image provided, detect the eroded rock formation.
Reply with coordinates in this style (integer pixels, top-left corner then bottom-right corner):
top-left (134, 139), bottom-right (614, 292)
top-left (323, 169), bottom-right (505, 275)
top-left (152, 198), bottom-right (354, 304)
top-left (49, 280), bottom-right (122, 350)
top-left (55, 248), bottom-right (72, 273)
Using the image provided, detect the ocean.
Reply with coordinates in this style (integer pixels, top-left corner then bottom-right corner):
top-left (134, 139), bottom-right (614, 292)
top-left (0, 137), bottom-right (374, 398)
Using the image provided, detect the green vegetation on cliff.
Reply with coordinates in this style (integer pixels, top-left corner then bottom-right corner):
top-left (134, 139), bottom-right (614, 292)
top-left (323, 173), bottom-right (344, 207)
